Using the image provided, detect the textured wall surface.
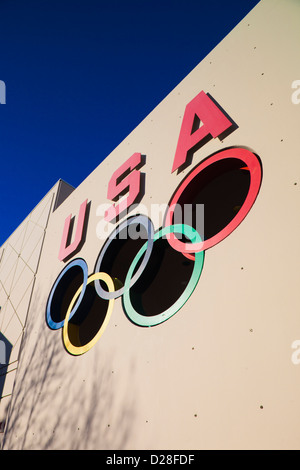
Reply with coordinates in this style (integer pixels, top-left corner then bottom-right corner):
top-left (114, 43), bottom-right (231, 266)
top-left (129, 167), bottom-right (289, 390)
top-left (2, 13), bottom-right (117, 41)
top-left (0, 181), bottom-right (72, 445)
top-left (2, 0), bottom-right (300, 450)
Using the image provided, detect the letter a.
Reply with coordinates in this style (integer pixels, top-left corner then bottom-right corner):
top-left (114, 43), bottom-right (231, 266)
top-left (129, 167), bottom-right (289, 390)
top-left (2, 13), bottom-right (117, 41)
top-left (58, 199), bottom-right (88, 261)
top-left (171, 91), bottom-right (232, 172)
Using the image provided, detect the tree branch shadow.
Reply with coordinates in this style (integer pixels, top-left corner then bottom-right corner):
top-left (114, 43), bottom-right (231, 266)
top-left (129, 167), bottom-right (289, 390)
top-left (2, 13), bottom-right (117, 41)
top-left (2, 288), bottom-right (136, 450)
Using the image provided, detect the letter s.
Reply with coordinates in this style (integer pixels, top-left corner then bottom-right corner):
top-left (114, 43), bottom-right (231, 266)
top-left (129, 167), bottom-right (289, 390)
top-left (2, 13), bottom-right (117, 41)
top-left (105, 152), bottom-right (144, 222)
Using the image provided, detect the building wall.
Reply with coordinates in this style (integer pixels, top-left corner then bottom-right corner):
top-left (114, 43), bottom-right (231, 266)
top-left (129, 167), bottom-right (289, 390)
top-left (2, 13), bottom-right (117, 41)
top-left (2, 0), bottom-right (300, 449)
top-left (0, 184), bottom-right (57, 441)
top-left (0, 180), bottom-right (74, 445)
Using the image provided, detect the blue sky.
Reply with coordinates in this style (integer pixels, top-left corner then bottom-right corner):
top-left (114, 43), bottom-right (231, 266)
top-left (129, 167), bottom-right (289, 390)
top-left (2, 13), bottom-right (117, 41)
top-left (0, 0), bottom-right (260, 246)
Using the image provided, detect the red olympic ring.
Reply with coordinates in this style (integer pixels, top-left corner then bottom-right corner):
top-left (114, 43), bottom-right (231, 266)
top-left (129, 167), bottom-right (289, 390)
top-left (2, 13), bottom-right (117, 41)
top-left (164, 147), bottom-right (262, 259)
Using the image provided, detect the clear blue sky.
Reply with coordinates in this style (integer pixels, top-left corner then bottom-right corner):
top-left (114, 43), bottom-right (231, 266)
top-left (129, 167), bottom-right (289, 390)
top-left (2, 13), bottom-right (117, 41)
top-left (0, 0), bottom-right (260, 246)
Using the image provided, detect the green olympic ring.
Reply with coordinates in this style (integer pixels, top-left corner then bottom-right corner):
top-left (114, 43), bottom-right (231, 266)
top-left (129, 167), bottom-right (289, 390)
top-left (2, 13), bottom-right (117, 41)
top-left (122, 224), bottom-right (204, 327)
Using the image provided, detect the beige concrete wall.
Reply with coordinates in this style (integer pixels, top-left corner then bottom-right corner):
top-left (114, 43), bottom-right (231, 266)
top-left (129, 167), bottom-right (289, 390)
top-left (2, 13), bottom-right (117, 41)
top-left (2, 0), bottom-right (300, 449)
top-left (0, 181), bottom-right (71, 445)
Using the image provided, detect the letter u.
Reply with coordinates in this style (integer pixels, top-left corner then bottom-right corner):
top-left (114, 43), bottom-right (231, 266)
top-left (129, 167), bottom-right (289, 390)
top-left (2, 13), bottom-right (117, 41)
top-left (58, 199), bottom-right (88, 261)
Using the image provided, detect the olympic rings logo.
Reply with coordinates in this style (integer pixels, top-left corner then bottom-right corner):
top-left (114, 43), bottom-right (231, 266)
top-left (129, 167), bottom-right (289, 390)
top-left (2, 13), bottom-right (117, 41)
top-left (46, 147), bottom-right (262, 356)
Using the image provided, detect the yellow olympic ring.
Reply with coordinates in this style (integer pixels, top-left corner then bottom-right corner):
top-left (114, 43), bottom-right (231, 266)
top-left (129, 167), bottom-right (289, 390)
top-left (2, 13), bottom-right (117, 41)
top-left (62, 272), bottom-right (115, 355)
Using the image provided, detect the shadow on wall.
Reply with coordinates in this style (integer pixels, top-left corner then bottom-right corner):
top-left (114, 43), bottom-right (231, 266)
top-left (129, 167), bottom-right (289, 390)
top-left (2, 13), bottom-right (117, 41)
top-left (0, 333), bottom-right (12, 399)
top-left (2, 288), bottom-right (136, 450)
